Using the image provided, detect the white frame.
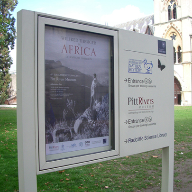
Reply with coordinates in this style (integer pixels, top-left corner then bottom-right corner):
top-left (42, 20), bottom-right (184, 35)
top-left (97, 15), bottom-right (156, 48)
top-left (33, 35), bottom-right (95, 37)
top-left (37, 16), bottom-right (119, 172)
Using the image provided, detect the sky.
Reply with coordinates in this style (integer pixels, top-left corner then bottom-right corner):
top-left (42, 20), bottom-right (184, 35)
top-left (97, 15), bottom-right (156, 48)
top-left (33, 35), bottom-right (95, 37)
top-left (10, 0), bottom-right (154, 72)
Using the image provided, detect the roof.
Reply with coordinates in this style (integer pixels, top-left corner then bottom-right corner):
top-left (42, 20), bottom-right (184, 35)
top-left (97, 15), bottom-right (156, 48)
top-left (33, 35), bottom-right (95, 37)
top-left (145, 24), bottom-right (154, 35)
top-left (115, 15), bottom-right (154, 34)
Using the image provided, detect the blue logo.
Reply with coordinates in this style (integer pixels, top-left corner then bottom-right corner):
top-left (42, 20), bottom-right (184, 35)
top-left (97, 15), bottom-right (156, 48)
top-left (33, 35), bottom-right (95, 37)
top-left (158, 40), bottom-right (166, 54)
top-left (67, 143), bottom-right (77, 148)
top-left (128, 59), bottom-right (153, 74)
top-left (79, 142), bottom-right (83, 147)
top-left (61, 144), bottom-right (65, 151)
top-left (103, 139), bottom-right (107, 144)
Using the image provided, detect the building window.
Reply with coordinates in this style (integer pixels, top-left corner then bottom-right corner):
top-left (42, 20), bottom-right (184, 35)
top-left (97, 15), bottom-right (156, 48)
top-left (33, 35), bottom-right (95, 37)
top-left (168, 1), bottom-right (177, 21)
top-left (173, 47), bottom-right (176, 63)
top-left (168, 5), bottom-right (172, 20)
top-left (173, 46), bottom-right (182, 64)
top-left (178, 46), bottom-right (182, 63)
top-left (173, 3), bottom-right (177, 19)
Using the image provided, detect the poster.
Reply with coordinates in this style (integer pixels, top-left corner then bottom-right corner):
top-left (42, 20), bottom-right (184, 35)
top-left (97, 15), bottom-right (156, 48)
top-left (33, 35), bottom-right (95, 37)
top-left (44, 25), bottom-right (113, 159)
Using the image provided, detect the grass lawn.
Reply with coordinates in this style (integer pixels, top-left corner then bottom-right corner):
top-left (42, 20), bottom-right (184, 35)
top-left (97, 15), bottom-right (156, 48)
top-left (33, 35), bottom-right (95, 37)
top-left (0, 106), bottom-right (192, 191)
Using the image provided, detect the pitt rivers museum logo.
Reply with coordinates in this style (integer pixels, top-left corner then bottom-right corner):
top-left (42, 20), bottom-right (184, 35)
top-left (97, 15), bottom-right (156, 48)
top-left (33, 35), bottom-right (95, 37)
top-left (128, 59), bottom-right (153, 74)
top-left (128, 97), bottom-right (154, 110)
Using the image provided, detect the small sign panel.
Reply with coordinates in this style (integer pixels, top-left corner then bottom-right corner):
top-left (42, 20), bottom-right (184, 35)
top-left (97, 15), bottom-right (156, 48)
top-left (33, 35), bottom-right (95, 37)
top-left (119, 31), bottom-right (173, 156)
top-left (158, 40), bottom-right (166, 54)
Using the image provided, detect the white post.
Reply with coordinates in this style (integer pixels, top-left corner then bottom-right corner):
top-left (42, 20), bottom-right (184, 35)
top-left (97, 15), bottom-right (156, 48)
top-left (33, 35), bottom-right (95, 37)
top-left (161, 146), bottom-right (174, 192)
top-left (17, 10), bottom-right (37, 192)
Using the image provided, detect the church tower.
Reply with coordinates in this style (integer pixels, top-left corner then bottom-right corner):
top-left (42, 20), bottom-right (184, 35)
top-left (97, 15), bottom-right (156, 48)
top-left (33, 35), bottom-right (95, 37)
top-left (154, 0), bottom-right (192, 105)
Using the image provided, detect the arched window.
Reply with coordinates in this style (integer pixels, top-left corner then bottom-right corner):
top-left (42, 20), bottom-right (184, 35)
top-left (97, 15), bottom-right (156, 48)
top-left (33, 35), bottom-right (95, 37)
top-left (174, 77), bottom-right (182, 105)
top-left (178, 46), bottom-right (182, 63)
top-left (173, 47), bottom-right (176, 63)
top-left (168, 1), bottom-right (177, 21)
top-left (173, 3), bottom-right (177, 19)
top-left (168, 5), bottom-right (172, 20)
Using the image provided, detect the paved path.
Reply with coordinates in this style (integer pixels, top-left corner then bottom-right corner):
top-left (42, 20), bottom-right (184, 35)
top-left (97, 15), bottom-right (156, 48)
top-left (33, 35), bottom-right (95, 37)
top-left (0, 105), bottom-right (17, 108)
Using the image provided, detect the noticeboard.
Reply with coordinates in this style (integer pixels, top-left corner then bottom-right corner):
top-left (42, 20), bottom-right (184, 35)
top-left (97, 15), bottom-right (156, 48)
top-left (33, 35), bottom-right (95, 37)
top-left (17, 11), bottom-right (174, 191)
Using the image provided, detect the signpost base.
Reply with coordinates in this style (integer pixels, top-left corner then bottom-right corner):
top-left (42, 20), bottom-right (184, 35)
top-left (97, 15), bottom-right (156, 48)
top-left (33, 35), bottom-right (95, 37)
top-left (161, 146), bottom-right (174, 192)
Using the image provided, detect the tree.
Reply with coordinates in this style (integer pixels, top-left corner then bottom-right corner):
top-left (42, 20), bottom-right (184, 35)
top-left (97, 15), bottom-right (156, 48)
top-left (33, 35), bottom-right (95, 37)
top-left (0, 0), bottom-right (17, 104)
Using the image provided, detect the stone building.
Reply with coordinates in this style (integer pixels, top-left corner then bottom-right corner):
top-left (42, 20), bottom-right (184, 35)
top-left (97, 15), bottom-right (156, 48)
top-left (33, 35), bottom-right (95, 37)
top-left (5, 71), bottom-right (17, 105)
top-left (115, 15), bottom-right (154, 35)
top-left (115, 14), bottom-right (154, 34)
top-left (9, 72), bottom-right (17, 96)
top-left (154, 0), bottom-right (192, 105)
top-left (116, 0), bottom-right (192, 105)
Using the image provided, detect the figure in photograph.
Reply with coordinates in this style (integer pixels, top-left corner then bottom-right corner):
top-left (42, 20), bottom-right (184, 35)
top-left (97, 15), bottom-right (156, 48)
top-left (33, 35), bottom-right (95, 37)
top-left (90, 73), bottom-right (97, 120)
top-left (90, 73), bottom-right (97, 108)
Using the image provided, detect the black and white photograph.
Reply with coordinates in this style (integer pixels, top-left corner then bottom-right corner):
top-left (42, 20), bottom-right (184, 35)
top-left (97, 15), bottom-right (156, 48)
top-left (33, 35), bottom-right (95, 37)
top-left (44, 26), bottom-right (112, 156)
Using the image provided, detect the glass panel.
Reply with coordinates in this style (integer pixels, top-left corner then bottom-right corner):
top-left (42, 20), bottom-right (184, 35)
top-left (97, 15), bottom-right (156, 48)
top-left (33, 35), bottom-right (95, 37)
top-left (173, 47), bottom-right (176, 63)
top-left (173, 4), bottom-right (177, 19)
top-left (44, 25), bottom-right (114, 161)
top-left (168, 5), bottom-right (172, 20)
top-left (178, 46), bottom-right (182, 63)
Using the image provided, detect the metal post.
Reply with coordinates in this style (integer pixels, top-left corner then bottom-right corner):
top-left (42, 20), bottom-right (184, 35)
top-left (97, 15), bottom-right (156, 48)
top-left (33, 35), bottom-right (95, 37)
top-left (161, 146), bottom-right (174, 192)
top-left (17, 10), bottom-right (37, 192)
